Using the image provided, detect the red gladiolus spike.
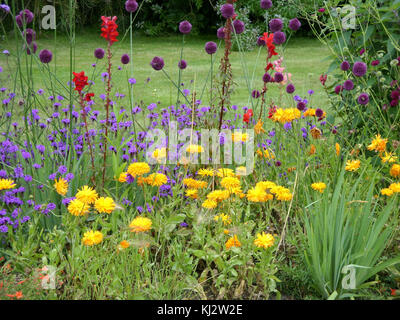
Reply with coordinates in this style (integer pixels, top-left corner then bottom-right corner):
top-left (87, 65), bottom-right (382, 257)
top-left (101, 16), bottom-right (119, 45)
top-left (72, 71), bottom-right (89, 93)
top-left (85, 93), bottom-right (94, 102)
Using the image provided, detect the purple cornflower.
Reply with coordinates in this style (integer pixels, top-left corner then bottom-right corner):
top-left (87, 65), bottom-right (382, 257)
top-left (58, 165), bottom-right (67, 174)
top-left (129, 78), bottom-right (137, 85)
top-left (0, 4), bottom-right (10, 13)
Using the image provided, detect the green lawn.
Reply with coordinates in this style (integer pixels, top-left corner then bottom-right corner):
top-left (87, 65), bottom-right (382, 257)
top-left (0, 31), bottom-right (330, 110)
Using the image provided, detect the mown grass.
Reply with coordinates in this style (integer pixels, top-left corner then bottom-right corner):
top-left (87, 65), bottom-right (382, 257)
top-left (0, 30), bottom-right (331, 109)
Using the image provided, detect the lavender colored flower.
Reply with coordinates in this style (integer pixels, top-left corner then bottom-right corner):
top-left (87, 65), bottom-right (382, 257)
top-left (39, 49), bottom-right (53, 64)
top-left (286, 83), bottom-right (295, 94)
top-left (269, 18), bottom-right (283, 32)
top-left (260, 0), bottom-right (272, 10)
top-left (205, 41), bottom-right (217, 55)
top-left (23, 28), bottom-right (36, 45)
top-left (352, 61), bottom-right (367, 77)
top-left (343, 79), bottom-right (354, 91)
top-left (179, 20), bottom-right (192, 34)
top-left (357, 92), bottom-right (369, 105)
top-left (0, 4), bottom-right (10, 13)
top-left (340, 60), bottom-right (350, 71)
top-left (252, 90), bottom-right (260, 99)
top-left (121, 54), bottom-right (130, 65)
top-left (94, 48), bottom-right (105, 59)
top-left (16, 9), bottom-right (34, 27)
top-left (125, 0), bottom-right (138, 12)
top-left (220, 3), bottom-right (235, 19)
top-left (129, 78), bottom-right (137, 85)
top-left (289, 18), bottom-right (301, 31)
top-left (273, 31), bottom-right (286, 45)
top-left (178, 59), bottom-right (187, 70)
top-left (217, 27), bottom-right (225, 39)
top-left (233, 19), bottom-right (245, 34)
top-left (150, 56), bottom-right (164, 71)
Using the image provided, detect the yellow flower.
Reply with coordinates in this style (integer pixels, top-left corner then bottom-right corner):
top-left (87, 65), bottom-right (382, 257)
top-left (270, 186), bottom-right (292, 201)
top-left (303, 108), bottom-right (316, 117)
top-left (389, 183), bottom-right (400, 193)
top-left (335, 143), bottom-right (340, 156)
top-left (185, 188), bottom-right (198, 199)
top-left (345, 159), bottom-right (361, 172)
top-left (255, 181), bottom-right (276, 191)
top-left (367, 134), bottom-right (387, 153)
top-left (186, 144), bottom-right (203, 153)
top-left (254, 120), bottom-right (265, 135)
top-left (225, 235), bottom-right (241, 250)
top-left (129, 216), bottom-right (152, 233)
top-left (232, 132), bottom-right (248, 143)
top-left (216, 168), bottom-right (235, 178)
top-left (118, 172), bottom-right (128, 183)
top-left (207, 189), bottom-right (230, 202)
top-left (75, 186), bottom-right (98, 204)
top-left (271, 108), bottom-right (301, 123)
top-left (247, 187), bottom-right (272, 202)
top-left (235, 166), bottom-right (247, 176)
top-left (54, 178), bottom-right (68, 196)
top-left (257, 148), bottom-right (275, 159)
top-left (311, 182), bottom-right (326, 193)
top-left (223, 229), bottom-right (230, 235)
top-left (220, 176), bottom-right (241, 190)
top-left (68, 198), bottom-right (90, 216)
top-left (82, 230), bottom-right (103, 246)
top-left (152, 147), bottom-right (167, 160)
top-left (308, 144), bottom-right (316, 155)
top-left (94, 197), bottom-right (116, 214)
top-left (197, 168), bottom-right (214, 177)
top-left (146, 173), bottom-right (168, 187)
top-left (118, 240), bottom-right (130, 250)
top-left (214, 213), bottom-right (231, 225)
top-left (381, 152), bottom-right (398, 164)
top-left (390, 164), bottom-right (400, 178)
top-left (127, 162), bottom-right (150, 177)
top-left (254, 232), bottom-right (274, 249)
top-left (202, 199), bottom-right (218, 209)
top-left (0, 179), bottom-right (16, 191)
top-left (381, 188), bottom-right (394, 196)
top-left (182, 178), bottom-right (207, 189)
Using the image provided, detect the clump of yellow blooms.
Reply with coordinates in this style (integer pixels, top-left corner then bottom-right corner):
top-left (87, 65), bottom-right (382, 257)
top-left (186, 144), bottom-right (204, 153)
top-left (0, 179), bottom-right (16, 191)
top-left (145, 173), bottom-right (168, 187)
top-left (202, 199), bottom-right (218, 209)
top-left (345, 159), bottom-right (361, 172)
top-left (118, 240), bottom-right (130, 251)
top-left (220, 176), bottom-right (241, 191)
top-left (214, 213), bottom-right (231, 225)
top-left (270, 186), bottom-right (293, 201)
top-left (94, 197), bottom-right (116, 214)
top-left (335, 143), bottom-right (340, 156)
top-left (183, 178), bottom-right (207, 189)
top-left (185, 188), bottom-right (198, 199)
top-left (127, 162), bottom-right (150, 178)
top-left (68, 198), bottom-right (90, 216)
top-left (129, 216), bottom-right (152, 233)
top-left (367, 134), bottom-right (388, 153)
top-left (225, 235), bottom-right (241, 250)
top-left (271, 108), bottom-right (301, 124)
top-left (232, 132), bottom-right (248, 143)
top-left (303, 108), bottom-right (326, 119)
top-left (247, 187), bottom-right (273, 202)
top-left (82, 230), bottom-right (103, 246)
top-left (311, 182), bottom-right (327, 193)
top-left (54, 178), bottom-right (68, 196)
top-left (152, 148), bottom-right (167, 160)
top-left (118, 172), bottom-right (128, 183)
top-left (207, 189), bottom-right (230, 202)
top-left (197, 168), bottom-right (214, 177)
top-left (390, 164), bottom-right (400, 178)
top-left (216, 168), bottom-right (235, 178)
top-left (254, 232), bottom-right (275, 249)
top-left (381, 188), bottom-right (394, 196)
top-left (256, 148), bottom-right (275, 159)
top-left (381, 152), bottom-right (398, 164)
top-left (75, 186), bottom-right (98, 204)
top-left (389, 183), bottom-right (400, 193)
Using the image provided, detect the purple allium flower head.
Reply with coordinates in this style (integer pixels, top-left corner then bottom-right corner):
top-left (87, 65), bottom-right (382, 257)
top-left (340, 60), bottom-right (350, 71)
top-left (23, 28), bottom-right (36, 45)
top-left (233, 19), bottom-right (245, 34)
top-left (121, 54), bottom-right (130, 65)
top-left (357, 92), bottom-right (369, 105)
top-left (275, 160), bottom-right (282, 167)
top-left (252, 90), bottom-right (260, 99)
top-left (220, 3), bottom-right (235, 19)
top-left (263, 72), bottom-right (272, 83)
top-left (125, 0), bottom-right (138, 12)
top-left (16, 9), bottom-right (34, 27)
top-left (205, 41), bottom-right (217, 55)
top-left (274, 72), bottom-right (284, 83)
top-left (289, 18), bottom-right (301, 31)
top-left (286, 83), bottom-right (295, 94)
top-left (269, 18), bottom-right (283, 32)
top-left (297, 101), bottom-right (306, 111)
top-left (335, 85), bottom-right (343, 94)
top-left (179, 20), bottom-right (192, 34)
top-left (352, 61), bottom-right (367, 77)
top-left (257, 36), bottom-right (266, 46)
top-left (150, 56), bottom-right (165, 71)
top-left (315, 108), bottom-right (324, 118)
top-left (273, 31), bottom-right (286, 45)
top-left (94, 48), bottom-right (105, 59)
top-left (217, 27), bottom-right (225, 39)
top-left (260, 0), bottom-right (273, 10)
top-left (39, 49), bottom-right (53, 64)
top-left (343, 79), bottom-right (354, 91)
top-left (178, 59), bottom-right (187, 70)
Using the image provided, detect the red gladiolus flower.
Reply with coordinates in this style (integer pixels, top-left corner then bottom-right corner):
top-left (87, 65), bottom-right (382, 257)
top-left (320, 74), bottom-right (327, 86)
top-left (85, 93), bottom-right (94, 101)
top-left (266, 62), bottom-right (274, 71)
top-left (261, 32), bottom-right (278, 58)
top-left (101, 16), bottom-right (119, 45)
top-left (72, 71), bottom-right (89, 93)
top-left (243, 109), bottom-right (253, 123)
top-left (268, 105), bottom-right (277, 119)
